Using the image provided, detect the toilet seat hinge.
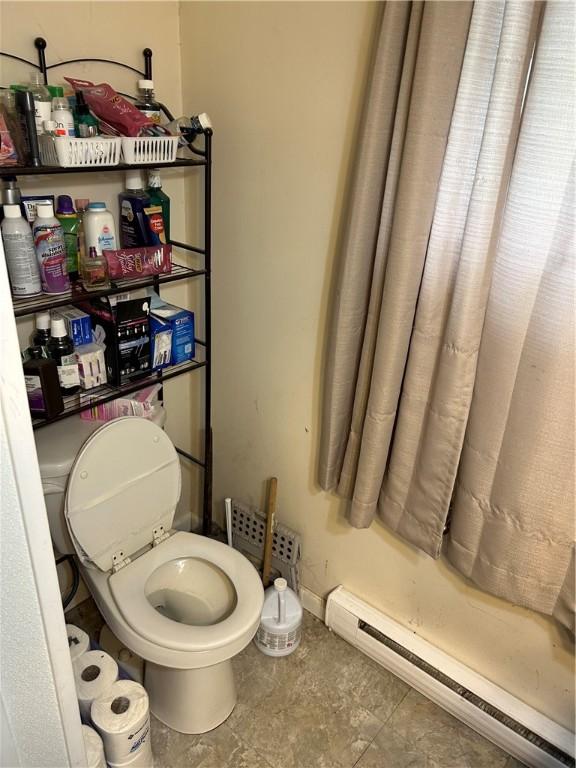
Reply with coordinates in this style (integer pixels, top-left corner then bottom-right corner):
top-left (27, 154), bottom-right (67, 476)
top-left (152, 525), bottom-right (170, 546)
top-left (112, 550), bottom-right (132, 572)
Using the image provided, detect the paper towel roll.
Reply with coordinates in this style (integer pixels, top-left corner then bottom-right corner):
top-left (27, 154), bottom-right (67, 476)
top-left (74, 650), bottom-right (119, 722)
top-left (67, 624), bottom-right (90, 661)
top-left (82, 725), bottom-right (107, 768)
top-left (91, 679), bottom-right (152, 766)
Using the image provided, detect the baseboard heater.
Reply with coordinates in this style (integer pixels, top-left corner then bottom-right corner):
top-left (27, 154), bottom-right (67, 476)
top-left (325, 587), bottom-right (574, 768)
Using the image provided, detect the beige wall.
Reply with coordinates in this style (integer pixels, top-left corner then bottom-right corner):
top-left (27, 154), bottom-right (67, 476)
top-left (179, 1), bottom-right (574, 731)
top-left (2, 0), bottom-right (573, 734)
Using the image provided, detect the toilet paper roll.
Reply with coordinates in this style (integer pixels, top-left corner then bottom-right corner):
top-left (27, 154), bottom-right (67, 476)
top-left (91, 679), bottom-right (151, 766)
top-left (74, 650), bottom-right (119, 722)
top-left (82, 725), bottom-right (107, 768)
top-left (67, 624), bottom-right (90, 661)
top-left (108, 739), bottom-right (154, 768)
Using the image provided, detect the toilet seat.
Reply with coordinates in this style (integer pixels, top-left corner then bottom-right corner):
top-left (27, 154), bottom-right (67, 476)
top-left (65, 417), bottom-right (180, 572)
top-left (109, 530), bottom-right (263, 653)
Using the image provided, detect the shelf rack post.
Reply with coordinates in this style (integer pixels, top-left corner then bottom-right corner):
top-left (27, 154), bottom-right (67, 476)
top-left (203, 129), bottom-right (213, 535)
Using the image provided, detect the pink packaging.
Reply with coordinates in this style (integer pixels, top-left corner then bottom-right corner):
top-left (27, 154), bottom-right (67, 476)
top-left (103, 245), bottom-right (172, 279)
top-left (65, 77), bottom-right (152, 137)
top-left (81, 385), bottom-right (162, 422)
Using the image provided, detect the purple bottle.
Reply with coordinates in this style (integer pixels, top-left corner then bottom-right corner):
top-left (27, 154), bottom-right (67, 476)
top-left (33, 202), bottom-right (70, 294)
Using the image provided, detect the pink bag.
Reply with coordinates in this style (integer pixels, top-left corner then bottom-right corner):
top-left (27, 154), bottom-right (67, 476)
top-left (65, 77), bottom-right (152, 137)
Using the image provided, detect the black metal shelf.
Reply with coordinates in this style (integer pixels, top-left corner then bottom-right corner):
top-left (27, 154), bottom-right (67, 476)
top-left (13, 260), bottom-right (205, 318)
top-left (2, 37), bottom-right (214, 533)
top-left (32, 357), bottom-right (206, 430)
top-left (0, 158), bottom-right (206, 179)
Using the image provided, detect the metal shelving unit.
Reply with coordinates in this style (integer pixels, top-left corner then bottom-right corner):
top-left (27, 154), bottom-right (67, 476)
top-left (1, 38), bottom-right (213, 534)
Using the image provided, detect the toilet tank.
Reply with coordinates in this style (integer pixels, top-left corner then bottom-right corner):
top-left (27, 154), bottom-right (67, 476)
top-left (34, 409), bottom-right (167, 555)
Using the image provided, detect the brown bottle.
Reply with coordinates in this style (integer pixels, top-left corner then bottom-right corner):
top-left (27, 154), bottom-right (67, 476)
top-left (23, 347), bottom-right (64, 418)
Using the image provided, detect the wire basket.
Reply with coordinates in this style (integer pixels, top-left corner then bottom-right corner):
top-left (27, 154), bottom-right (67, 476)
top-left (54, 137), bottom-right (122, 168)
top-left (121, 136), bottom-right (179, 165)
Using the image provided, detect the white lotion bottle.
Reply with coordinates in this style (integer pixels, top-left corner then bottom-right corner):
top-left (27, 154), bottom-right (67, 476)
top-left (1, 204), bottom-right (42, 296)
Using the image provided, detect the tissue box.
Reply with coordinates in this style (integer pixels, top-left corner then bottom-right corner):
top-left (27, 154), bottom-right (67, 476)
top-left (150, 302), bottom-right (194, 365)
top-left (57, 306), bottom-right (93, 347)
top-left (74, 343), bottom-right (107, 390)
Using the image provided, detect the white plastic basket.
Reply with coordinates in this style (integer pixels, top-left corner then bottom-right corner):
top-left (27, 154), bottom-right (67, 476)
top-left (121, 136), bottom-right (179, 165)
top-left (55, 137), bottom-right (121, 168)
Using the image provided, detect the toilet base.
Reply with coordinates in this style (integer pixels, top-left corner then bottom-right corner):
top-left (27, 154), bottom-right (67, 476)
top-left (145, 659), bottom-right (237, 734)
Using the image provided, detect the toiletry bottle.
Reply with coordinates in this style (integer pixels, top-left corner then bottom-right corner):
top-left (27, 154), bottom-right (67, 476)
top-left (84, 202), bottom-right (117, 255)
top-left (51, 96), bottom-right (75, 137)
top-left (32, 311), bottom-right (51, 351)
top-left (55, 195), bottom-right (80, 280)
top-left (1, 204), bottom-right (42, 296)
top-left (1, 179), bottom-right (21, 207)
top-left (23, 346), bottom-right (64, 418)
top-left (119, 171), bottom-right (151, 248)
top-left (32, 202), bottom-right (70, 293)
top-left (75, 91), bottom-right (99, 138)
top-left (75, 198), bottom-right (90, 267)
top-left (135, 80), bottom-right (161, 124)
top-left (81, 246), bottom-right (111, 291)
top-left (47, 316), bottom-right (80, 395)
top-left (0, 180), bottom-right (21, 225)
top-left (147, 169), bottom-right (171, 241)
top-left (28, 71), bottom-right (52, 134)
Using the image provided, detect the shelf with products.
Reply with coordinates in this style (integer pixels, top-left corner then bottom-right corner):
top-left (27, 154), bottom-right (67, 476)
top-left (0, 157), bottom-right (206, 179)
top-left (1, 38), bottom-right (214, 533)
top-left (12, 258), bottom-right (206, 317)
top-left (32, 354), bottom-right (207, 430)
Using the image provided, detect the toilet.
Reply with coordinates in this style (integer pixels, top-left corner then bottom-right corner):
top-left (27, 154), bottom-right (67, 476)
top-left (36, 416), bottom-right (264, 734)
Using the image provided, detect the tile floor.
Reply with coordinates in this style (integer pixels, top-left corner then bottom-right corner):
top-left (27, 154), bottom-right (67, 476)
top-left (67, 599), bottom-right (526, 768)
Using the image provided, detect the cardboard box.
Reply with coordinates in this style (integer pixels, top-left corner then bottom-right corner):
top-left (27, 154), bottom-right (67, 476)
top-left (57, 306), bottom-right (93, 347)
top-left (150, 300), bottom-right (194, 365)
top-left (74, 343), bottom-right (107, 389)
top-left (80, 293), bottom-right (151, 386)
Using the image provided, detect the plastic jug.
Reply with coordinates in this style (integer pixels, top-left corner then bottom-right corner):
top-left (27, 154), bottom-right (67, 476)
top-left (255, 578), bottom-right (302, 657)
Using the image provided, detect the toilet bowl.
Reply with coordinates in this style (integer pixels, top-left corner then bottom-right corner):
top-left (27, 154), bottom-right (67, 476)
top-left (63, 416), bottom-right (264, 734)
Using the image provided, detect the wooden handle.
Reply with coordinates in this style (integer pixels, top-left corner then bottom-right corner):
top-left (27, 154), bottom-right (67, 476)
top-left (262, 477), bottom-right (277, 588)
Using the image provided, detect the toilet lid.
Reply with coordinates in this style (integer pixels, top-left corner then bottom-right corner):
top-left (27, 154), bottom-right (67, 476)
top-left (65, 417), bottom-right (180, 572)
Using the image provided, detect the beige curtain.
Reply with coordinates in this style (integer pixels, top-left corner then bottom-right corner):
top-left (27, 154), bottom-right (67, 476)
top-left (320, 1), bottom-right (575, 629)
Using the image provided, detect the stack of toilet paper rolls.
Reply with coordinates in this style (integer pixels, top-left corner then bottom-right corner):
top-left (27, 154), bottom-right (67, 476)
top-left (69, 626), bottom-right (153, 768)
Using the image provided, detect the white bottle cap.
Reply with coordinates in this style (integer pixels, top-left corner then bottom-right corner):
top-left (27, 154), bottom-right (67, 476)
top-left (50, 316), bottom-right (67, 338)
top-left (36, 311), bottom-right (51, 330)
top-left (138, 79), bottom-right (154, 90)
top-left (2, 204), bottom-right (21, 219)
top-left (274, 578), bottom-right (288, 592)
top-left (36, 202), bottom-right (55, 218)
top-left (125, 170), bottom-right (145, 190)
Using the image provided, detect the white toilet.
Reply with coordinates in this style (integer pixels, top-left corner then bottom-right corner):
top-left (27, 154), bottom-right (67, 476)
top-left (36, 416), bottom-right (264, 734)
